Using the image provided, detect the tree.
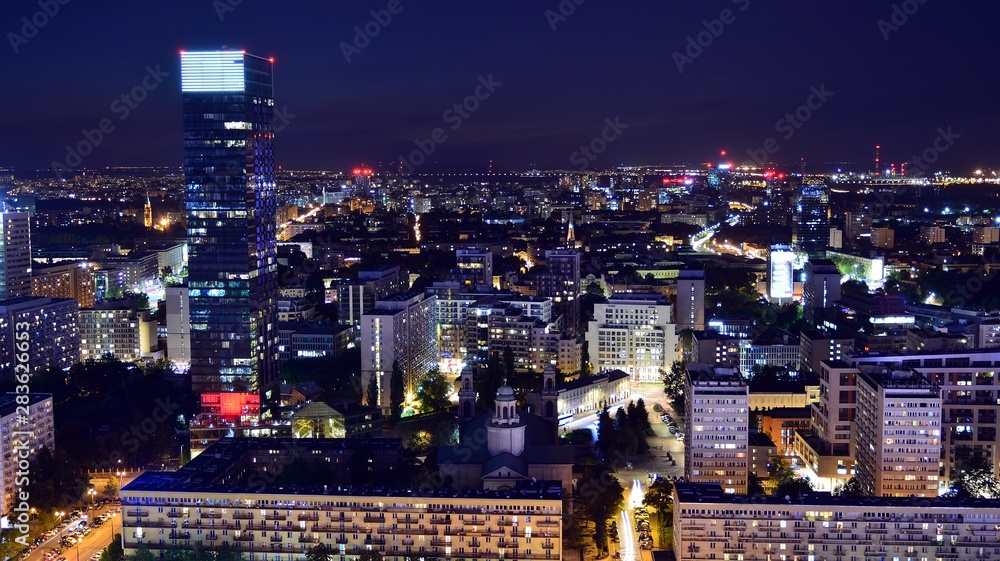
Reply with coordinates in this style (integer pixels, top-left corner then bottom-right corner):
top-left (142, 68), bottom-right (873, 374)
top-left (642, 477), bottom-right (674, 512)
top-left (747, 472), bottom-right (766, 496)
top-left (389, 359), bottom-right (405, 422)
top-left (577, 467), bottom-right (625, 552)
top-left (633, 398), bottom-right (652, 434)
top-left (100, 534), bottom-right (125, 561)
top-left (585, 282), bottom-right (605, 297)
top-left (365, 376), bottom-right (379, 408)
top-left (833, 476), bottom-right (863, 498)
top-left (129, 544), bottom-right (155, 561)
top-left (596, 408), bottom-right (617, 461)
top-left (25, 446), bottom-right (90, 511)
top-left (104, 475), bottom-right (120, 497)
top-left (415, 369), bottom-right (452, 413)
top-left (663, 361), bottom-right (686, 413)
top-left (770, 457), bottom-right (813, 497)
top-left (356, 551), bottom-right (383, 561)
top-left (503, 346), bottom-right (515, 381)
top-left (306, 543), bottom-right (335, 561)
top-left (948, 452), bottom-right (1000, 499)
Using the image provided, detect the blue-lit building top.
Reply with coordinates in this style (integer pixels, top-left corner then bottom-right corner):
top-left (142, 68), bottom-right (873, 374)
top-left (181, 50), bottom-right (278, 416)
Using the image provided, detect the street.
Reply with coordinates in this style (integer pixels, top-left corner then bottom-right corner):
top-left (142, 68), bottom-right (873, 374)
top-left (25, 505), bottom-right (121, 561)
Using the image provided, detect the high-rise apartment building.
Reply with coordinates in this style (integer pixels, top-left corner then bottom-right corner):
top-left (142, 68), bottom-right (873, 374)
top-left (803, 258), bottom-right (841, 323)
top-left (792, 183), bottom-right (830, 257)
top-left (0, 297), bottom-right (79, 381)
top-left (871, 226), bottom-right (895, 249)
top-left (684, 363), bottom-right (749, 494)
top-left (674, 268), bottom-right (705, 332)
top-left (0, 212), bottom-right (32, 300)
top-left (79, 304), bottom-right (158, 362)
top-left (165, 285), bottom-right (191, 367)
top-left (31, 262), bottom-right (96, 309)
top-left (854, 370), bottom-right (941, 497)
top-left (0, 393), bottom-right (53, 516)
top-left (536, 249), bottom-right (581, 337)
top-left (337, 265), bottom-right (409, 328)
top-left (448, 248), bottom-right (493, 289)
top-left (798, 329), bottom-right (854, 375)
top-left (360, 291), bottom-right (438, 413)
top-left (181, 50), bottom-right (279, 451)
top-left (586, 293), bottom-right (678, 381)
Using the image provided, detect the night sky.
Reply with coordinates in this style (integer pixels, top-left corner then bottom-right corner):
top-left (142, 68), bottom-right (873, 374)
top-left (3, 0), bottom-right (998, 174)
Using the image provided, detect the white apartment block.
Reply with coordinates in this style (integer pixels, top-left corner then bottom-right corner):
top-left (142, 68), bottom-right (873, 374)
top-left (166, 286), bottom-right (191, 367)
top-left (0, 393), bottom-right (54, 516)
top-left (361, 291), bottom-right (437, 412)
top-left (675, 269), bottom-right (706, 332)
top-left (0, 297), bottom-right (79, 381)
top-left (854, 371), bottom-right (941, 497)
top-left (586, 293), bottom-right (678, 382)
top-left (673, 482), bottom-right (1000, 561)
top-left (684, 363), bottom-right (749, 494)
top-left (79, 307), bottom-right (158, 362)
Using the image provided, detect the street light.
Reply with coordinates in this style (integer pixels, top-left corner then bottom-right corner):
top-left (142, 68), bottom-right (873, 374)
top-left (87, 488), bottom-right (97, 512)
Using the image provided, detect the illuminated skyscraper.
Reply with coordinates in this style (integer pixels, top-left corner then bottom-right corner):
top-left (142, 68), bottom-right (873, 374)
top-left (181, 50), bottom-right (278, 452)
top-left (0, 212), bottom-right (32, 300)
top-left (792, 183), bottom-right (830, 258)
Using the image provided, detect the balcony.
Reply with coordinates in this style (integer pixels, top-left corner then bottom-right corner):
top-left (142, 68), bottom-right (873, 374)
top-left (166, 512), bottom-right (185, 518)
top-left (541, 542), bottom-right (555, 550)
top-left (233, 534), bottom-right (255, 542)
top-left (401, 539), bottom-right (414, 546)
top-left (431, 516), bottom-right (452, 525)
top-left (127, 510), bottom-right (148, 517)
top-left (536, 520), bottom-right (559, 527)
top-left (364, 514), bottom-right (386, 523)
top-left (431, 538), bottom-right (450, 547)
top-left (141, 520), bottom-right (177, 529)
top-left (168, 531), bottom-right (191, 540)
top-left (364, 537), bottom-right (386, 546)
top-left (269, 536), bottom-right (283, 543)
top-left (298, 513), bottom-right (320, 522)
top-left (336, 537), bottom-right (348, 545)
top-left (232, 512), bottom-right (254, 520)
top-left (265, 514), bottom-right (287, 521)
top-left (397, 516), bottom-right (418, 525)
top-left (200, 512), bottom-right (223, 519)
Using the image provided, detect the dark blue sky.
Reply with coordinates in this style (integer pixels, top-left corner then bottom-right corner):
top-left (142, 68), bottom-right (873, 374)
top-left (3, 0), bottom-right (997, 174)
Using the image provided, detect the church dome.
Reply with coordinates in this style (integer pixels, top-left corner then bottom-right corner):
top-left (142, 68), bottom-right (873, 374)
top-left (496, 384), bottom-right (516, 401)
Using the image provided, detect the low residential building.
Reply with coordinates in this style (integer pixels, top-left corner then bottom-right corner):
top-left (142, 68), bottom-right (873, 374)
top-left (673, 482), bottom-right (1000, 561)
top-left (748, 380), bottom-right (820, 411)
top-left (277, 322), bottom-right (354, 363)
top-left (0, 393), bottom-right (53, 517)
top-left (526, 369), bottom-right (630, 424)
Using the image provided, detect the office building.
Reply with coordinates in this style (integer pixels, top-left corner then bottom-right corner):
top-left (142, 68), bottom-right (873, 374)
top-left (0, 297), bottom-right (79, 381)
top-left (31, 261), bottom-right (96, 309)
top-left (120, 438), bottom-right (563, 561)
top-left (739, 340), bottom-right (800, 372)
top-left (802, 259), bottom-right (841, 323)
top-left (181, 50), bottom-right (279, 451)
top-left (79, 303), bottom-right (158, 362)
top-left (854, 370), bottom-right (941, 497)
top-left (812, 360), bottom-right (858, 455)
top-left (672, 482), bottom-right (1000, 561)
top-left (684, 363), bottom-right (749, 494)
top-left (277, 322), bottom-right (354, 363)
top-left (0, 212), bottom-right (32, 300)
top-left (586, 293), bottom-right (678, 382)
top-left (165, 286), bottom-right (191, 368)
top-left (792, 182), bottom-right (830, 257)
top-left (360, 291), bottom-right (438, 412)
top-left (674, 268), bottom-right (705, 332)
top-left (337, 266), bottom-right (409, 328)
top-left (828, 227), bottom-right (843, 249)
top-left (0, 393), bottom-right (53, 517)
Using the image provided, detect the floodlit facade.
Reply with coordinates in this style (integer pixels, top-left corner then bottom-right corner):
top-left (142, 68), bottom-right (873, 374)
top-left (586, 293), bottom-right (678, 382)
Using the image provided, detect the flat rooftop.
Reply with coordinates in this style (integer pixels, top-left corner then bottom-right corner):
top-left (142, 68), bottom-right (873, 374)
top-left (675, 482), bottom-right (1000, 510)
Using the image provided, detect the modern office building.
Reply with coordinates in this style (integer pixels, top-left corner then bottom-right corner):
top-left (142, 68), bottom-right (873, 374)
top-left (0, 212), bottom-right (32, 300)
top-left (674, 268), bottom-right (705, 332)
top-left (165, 285), bottom-right (191, 368)
top-left (79, 304), bottom-right (158, 362)
top-left (854, 370), bottom-right (941, 497)
top-left (0, 393), bottom-right (53, 517)
top-left (31, 261), bottom-right (97, 309)
top-left (120, 438), bottom-right (563, 561)
top-left (360, 291), bottom-right (438, 412)
top-left (672, 482), bottom-right (1000, 561)
top-left (586, 293), bottom-right (678, 382)
top-left (181, 50), bottom-right (279, 452)
top-left (684, 363), bottom-right (749, 494)
top-left (792, 182), bottom-right (830, 257)
top-left (0, 297), bottom-right (79, 381)
top-left (803, 259), bottom-right (841, 323)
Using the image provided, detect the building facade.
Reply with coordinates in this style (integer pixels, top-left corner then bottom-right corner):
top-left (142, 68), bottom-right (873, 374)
top-left (0, 393), bottom-right (53, 517)
top-left (79, 305), bottom-right (158, 362)
top-left (684, 363), bottom-right (749, 494)
top-left (675, 269), bottom-right (706, 332)
top-left (586, 293), bottom-right (678, 382)
top-left (0, 297), bottom-right (79, 381)
top-left (31, 262), bottom-right (96, 309)
top-left (0, 212), bottom-right (32, 300)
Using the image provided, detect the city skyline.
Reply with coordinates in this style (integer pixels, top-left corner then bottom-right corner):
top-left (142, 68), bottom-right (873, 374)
top-left (2, 1), bottom-right (999, 173)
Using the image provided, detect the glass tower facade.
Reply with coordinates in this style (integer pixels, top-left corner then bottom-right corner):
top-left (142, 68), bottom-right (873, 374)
top-left (792, 182), bottom-right (830, 258)
top-left (181, 51), bottom-right (278, 447)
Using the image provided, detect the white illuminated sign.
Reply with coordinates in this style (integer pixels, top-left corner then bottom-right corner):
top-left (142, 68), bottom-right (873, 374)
top-left (181, 51), bottom-right (245, 92)
top-left (770, 249), bottom-right (796, 299)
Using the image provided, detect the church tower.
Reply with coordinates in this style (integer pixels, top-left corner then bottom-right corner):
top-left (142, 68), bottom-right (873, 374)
top-left (487, 383), bottom-right (526, 456)
top-left (458, 365), bottom-right (477, 422)
top-left (541, 366), bottom-right (559, 424)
